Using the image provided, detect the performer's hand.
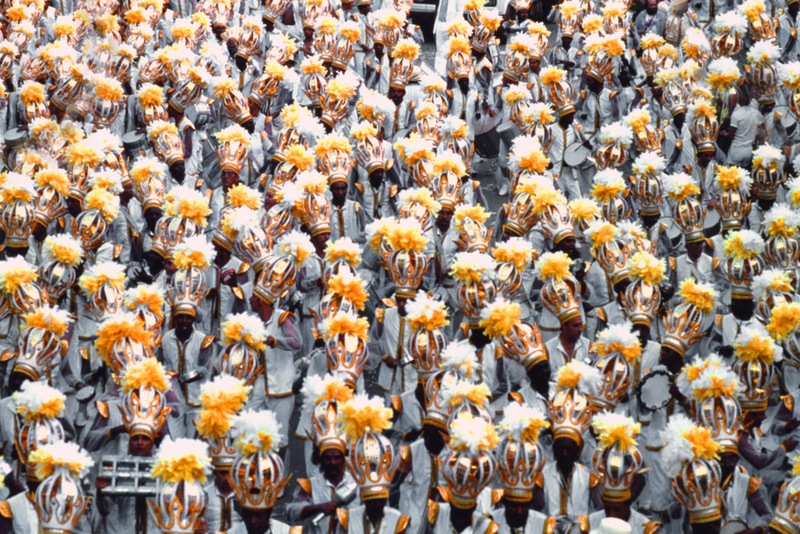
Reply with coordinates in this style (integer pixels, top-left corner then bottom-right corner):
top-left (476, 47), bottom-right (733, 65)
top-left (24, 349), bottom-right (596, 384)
top-left (96, 477), bottom-right (111, 490)
top-left (783, 437), bottom-right (799, 451)
top-left (319, 502), bottom-right (337, 516)
top-left (220, 269), bottom-right (237, 286)
top-left (668, 382), bottom-right (687, 404)
top-left (383, 356), bottom-right (398, 368)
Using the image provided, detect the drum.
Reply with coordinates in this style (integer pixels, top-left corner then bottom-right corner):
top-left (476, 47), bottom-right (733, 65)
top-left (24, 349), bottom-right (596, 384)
top-left (4, 127), bottom-right (28, 147)
top-left (474, 128), bottom-right (500, 159)
top-left (720, 519), bottom-right (747, 534)
top-left (122, 131), bottom-right (148, 155)
top-left (75, 386), bottom-right (96, 404)
top-left (775, 106), bottom-right (797, 130)
top-left (564, 141), bottom-right (590, 167)
top-left (636, 368), bottom-right (672, 410)
top-left (3, 128), bottom-right (29, 169)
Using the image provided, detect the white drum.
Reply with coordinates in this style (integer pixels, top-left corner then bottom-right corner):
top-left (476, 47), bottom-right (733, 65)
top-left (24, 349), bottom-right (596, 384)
top-left (564, 141), bottom-right (590, 167)
top-left (637, 369), bottom-right (672, 410)
top-left (720, 519), bottom-right (747, 534)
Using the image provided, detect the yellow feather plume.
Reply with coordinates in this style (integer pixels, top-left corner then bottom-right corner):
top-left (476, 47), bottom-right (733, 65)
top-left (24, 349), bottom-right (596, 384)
top-left (323, 313), bottom-right (369, 341)
top-left (327, 274), bottom-right (368, 310)
top-left (537, 251), bottom-right (573, 280)
top-left (681, 426), bottom-right (722, 461)
top-left (121, 358), bottom-right (170, 393)
top-left (20, 82), bottom-right (45, 105)
top-left (337, 396), bottom-right (393, 441)
top-left (84, 188), bottom-right (119, 222)
top-left (519, 149), bottom-right (550, 173)
top-left (491, 243), bottom-right (532, 271)
top-left (327, 79), bottom-right (357, 101)
top-left (479, 300), bottom-right (521, 338)
top-left (384, 222), bottom-right (428, 253)
top-left (95, 319), bottom-right (154, 365)
top-left (315, 135), bottom-right (352, 158)
top-left (351, 121), bottom-right (378, 140)
top-left (568, 198), bottom-right (600, 221)
top-left (678, 279), bottom-right (715, 314)
top-left (454, 205), bottom-right (490, 227)
top-left (138, 84), bottom-right (164, 107)
top-left (628, 251), bottom-right (665, 285)
top-left (767, 302), bottom-right (800, 342)
top-left (284, 144), bottom-right (315, 171)
top-left (540, 66), bottom-right (565, 86)
top-left (22, 308), bottom-right (69, 337)
top-left (592, 416), bottom-right (640, 454)
top-left (196, 379), bottom-right (251, 439)
top-left (215, 124), bottom-right (251, 146)
top-left (34, 168), bottom-right (69, 197)
top-left (448, 36), bottom-right (471, 56)
top-left (148, 121), bottom-right (179, 141)
top-left (391, 40), bottom-right (420, 60)
top-left (589, 222), bottom-right (617, 249)
top-left (67, 142), bottom-right (102, 167)
top-left (94, 76), bottom-right (124, 101)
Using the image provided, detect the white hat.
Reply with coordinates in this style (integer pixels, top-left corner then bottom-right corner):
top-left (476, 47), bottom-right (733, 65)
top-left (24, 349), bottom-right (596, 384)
top-left (589, 518), bottom-right (632, 534)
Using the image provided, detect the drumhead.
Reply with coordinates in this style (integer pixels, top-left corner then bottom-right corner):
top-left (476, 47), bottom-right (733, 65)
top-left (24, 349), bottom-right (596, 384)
top-left (4, 127), bottom-right (28, 146)
top-left (122, 131), bottom-right (148, 152)
top-left (776, 106), bottom-right (797, 129)
top-left (637, 369), bottom-right (672, 410)
top-left (564, 142), bottom-right (590, 167)
top-left (720, 519), bottom-right (747, 534)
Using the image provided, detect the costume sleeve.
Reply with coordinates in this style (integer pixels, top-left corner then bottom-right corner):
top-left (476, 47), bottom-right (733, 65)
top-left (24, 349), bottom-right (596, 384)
top-left (277, 314), bottom-right (303, 351)
top-left (285, 483), bottom-right (313, 523)
top-left (737, 432), bottom-right (786, 469)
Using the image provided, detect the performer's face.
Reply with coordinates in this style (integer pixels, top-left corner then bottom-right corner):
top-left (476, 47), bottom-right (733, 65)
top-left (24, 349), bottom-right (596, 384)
top-left (503, 499), bottom-right (530, 528)
top-left (686, 240), bottom-right (704, 262)
top-left (129, 434), bottom-right (154, 456)
top-left (561, 317), bottom-right (584, 343)
top-left (320, 449), bottom-right (345, 481)
top-left (221, 170), bottom-right (240, 192)
top-left (242, 507), bottom-right (273, 534)
top-left (331, 181), bottom-right (348, 206)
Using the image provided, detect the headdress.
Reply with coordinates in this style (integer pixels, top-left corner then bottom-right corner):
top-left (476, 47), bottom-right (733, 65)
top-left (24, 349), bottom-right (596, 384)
top-left (229, 410), bottom-right (287, 509)
top-left (659, 415), bottom-right (722, 523)
top-left (302, 374), bottom-right (352, 453)
top-left (442, 413), bottom-right (499, 509)
top-left (496, 404), bottom-right (548, 503)
top-left (323, 312), bottom-right (369, 389)
top-left (621, 252), bottom-right (664, 327)
top-left (551, 361), bottom-right (602, 445)
top-left (450, 252), bottom-right (497, 327)
top-left (150, 438), bottom-right (211, 533)
top-left (195, 376), bottom-right (251, 470)
top-left (94, 314), bottom-right (155, 377)
top-left (724, 230), bottom-right (765, 299)
top-left (120, 359), bottom-right (171, 440)
top-left (734, 325), bottom-right (782, 411)
top-left (591, 412), bottom-right (644, 502)
top-left (405, 295), bottom-right (449, 382)
top-left (338, 395), bottom-right (396, 500)
top-left (29, 441), bottom-right (93, 534)
top-left (692, 364), bottom-right (743, 454)
top-left (592, 322), bottom-right (642, 410)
